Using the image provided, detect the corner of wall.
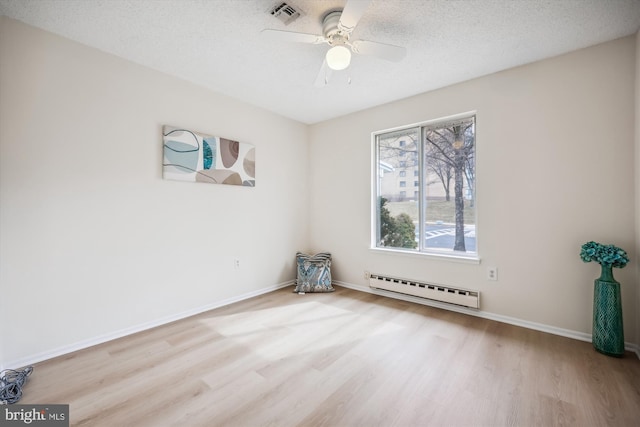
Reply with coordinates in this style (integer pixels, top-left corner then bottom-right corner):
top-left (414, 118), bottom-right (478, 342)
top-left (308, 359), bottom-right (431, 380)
top-left (635, 29), bottom-right (640, 349)
top-left (0, 13), bottom-right (7, 372)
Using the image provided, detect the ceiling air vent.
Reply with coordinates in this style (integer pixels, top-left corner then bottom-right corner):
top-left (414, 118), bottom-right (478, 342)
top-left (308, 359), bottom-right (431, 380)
top-left (269, 2), bottom-right (301, 25)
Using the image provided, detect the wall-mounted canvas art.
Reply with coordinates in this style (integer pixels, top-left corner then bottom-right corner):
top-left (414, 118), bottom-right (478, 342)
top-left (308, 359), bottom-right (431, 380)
top-left (163, 125), bottom-right (255, 186)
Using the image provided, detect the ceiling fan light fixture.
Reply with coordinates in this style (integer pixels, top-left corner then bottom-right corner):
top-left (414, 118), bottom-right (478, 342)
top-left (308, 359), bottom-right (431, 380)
top-left (326, 45), bottom-right (351, 70)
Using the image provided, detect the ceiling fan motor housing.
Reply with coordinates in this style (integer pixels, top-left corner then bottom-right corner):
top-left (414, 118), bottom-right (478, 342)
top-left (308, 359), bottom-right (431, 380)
top-left (323, 11), bottom-right (349, 46)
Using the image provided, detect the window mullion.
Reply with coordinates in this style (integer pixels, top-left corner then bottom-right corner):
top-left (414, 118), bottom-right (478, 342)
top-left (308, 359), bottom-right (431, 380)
top-left (418, 126), bottom-right (425, 252)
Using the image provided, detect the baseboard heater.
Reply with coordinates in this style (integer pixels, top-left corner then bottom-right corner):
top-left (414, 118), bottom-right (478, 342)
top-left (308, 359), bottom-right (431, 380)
top-left (368, 274), bottom-right (480, 309)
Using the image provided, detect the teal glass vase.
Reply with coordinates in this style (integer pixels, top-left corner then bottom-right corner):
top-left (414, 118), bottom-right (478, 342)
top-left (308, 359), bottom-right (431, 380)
top-left (592, 264), bottom-right (624, 357)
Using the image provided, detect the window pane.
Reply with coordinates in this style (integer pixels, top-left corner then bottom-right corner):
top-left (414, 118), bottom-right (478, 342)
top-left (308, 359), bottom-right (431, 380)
top-left (376, 128), bottom-right (420, 250)
top-left (374, 115), bottom-right (476, 256)
top-left (422, 117), bottom-right (475, 253)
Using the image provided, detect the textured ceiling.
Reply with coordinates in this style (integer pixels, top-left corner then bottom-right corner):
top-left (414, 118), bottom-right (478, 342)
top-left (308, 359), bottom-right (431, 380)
top-left (1, 0), bottom-right (639, 124)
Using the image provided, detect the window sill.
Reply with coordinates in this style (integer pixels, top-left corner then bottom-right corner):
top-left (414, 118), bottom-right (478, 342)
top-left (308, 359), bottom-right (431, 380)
top-left (369, 247), bottom-right (481, 264)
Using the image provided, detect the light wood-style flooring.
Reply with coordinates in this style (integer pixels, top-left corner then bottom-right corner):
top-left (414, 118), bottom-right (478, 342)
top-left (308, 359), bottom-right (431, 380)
top-left (20, 286), bottom-right (640, 426)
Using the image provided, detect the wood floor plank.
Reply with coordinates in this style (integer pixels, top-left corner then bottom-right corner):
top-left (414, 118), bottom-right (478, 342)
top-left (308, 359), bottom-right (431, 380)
top-left (17, 285), bottom-right (640, 426)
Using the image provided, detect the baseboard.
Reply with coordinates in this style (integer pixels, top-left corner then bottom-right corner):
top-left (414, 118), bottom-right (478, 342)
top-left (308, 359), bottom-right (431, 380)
top-left (335, 281), bottom-right (640, 359)
top-left (629, 342), bottom-right (640, 359)
top-left (4, 281), bottom-right (294, 370)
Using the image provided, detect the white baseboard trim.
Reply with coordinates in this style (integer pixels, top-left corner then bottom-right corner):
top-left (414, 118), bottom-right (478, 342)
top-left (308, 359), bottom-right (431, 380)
top-left (632, 344), bottom-right (640, 360)
top-left (336, 281), bottom-right (640, 359)
top-left (4, 281), bottom-right (294, 370)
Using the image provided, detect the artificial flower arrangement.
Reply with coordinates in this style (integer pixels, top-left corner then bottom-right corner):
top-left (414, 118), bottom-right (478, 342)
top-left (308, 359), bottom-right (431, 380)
top-left (580, 241), bottom-right (629, 268)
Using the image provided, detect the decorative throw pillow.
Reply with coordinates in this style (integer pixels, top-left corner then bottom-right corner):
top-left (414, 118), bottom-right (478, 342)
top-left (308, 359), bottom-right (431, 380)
top-left (294, 252), bottom-right (334, 293)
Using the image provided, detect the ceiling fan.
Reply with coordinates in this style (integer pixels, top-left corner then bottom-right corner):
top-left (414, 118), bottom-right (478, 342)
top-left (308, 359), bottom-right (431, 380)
top-left (261, 0), bottom-right (407, 86)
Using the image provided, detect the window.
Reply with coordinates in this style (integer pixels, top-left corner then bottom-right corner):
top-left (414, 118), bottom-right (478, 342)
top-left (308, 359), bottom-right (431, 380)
top-left (374, 114), bottom-right (476, 257)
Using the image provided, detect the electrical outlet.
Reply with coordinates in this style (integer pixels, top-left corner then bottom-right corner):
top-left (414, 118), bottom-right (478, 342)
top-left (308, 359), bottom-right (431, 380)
top-left (234, 258), bottom-right (240, 270)
top-left (487, 267), bottom-right (498, 281)
top-left (364, 271), bottom-right (371, 279)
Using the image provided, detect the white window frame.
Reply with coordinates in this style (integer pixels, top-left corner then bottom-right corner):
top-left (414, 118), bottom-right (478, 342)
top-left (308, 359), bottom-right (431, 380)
top-left (370, 112), bottom-right (480, 263)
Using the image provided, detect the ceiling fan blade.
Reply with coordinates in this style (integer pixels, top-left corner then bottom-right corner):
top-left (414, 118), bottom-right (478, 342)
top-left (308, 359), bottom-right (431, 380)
top-left (313, 59), bottom-right (333, 87)
top-left (351, 40), bottom-right (407, 62)
top-left (338, 0), bottom-right (372, 33)
top-left (260, 29), bottom-right (326, 44)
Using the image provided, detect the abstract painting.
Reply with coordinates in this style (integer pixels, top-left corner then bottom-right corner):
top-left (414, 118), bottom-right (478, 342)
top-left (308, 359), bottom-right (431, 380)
top-left (163, 125), bottom-right (255, 186)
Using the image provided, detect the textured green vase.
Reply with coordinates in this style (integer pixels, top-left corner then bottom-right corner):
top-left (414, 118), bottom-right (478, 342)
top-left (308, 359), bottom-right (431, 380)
top-left (592, 264), bottom-right (624, 357)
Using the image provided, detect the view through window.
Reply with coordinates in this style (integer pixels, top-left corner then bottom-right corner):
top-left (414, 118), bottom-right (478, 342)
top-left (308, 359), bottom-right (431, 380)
top-left (374, 115), bottom-right (476, 256)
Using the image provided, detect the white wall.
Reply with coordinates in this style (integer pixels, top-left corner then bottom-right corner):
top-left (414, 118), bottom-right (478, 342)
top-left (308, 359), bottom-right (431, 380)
top-left (0, 17), bottom-right (309, 368)
top-left (309, 36), bottom-right (638, 344)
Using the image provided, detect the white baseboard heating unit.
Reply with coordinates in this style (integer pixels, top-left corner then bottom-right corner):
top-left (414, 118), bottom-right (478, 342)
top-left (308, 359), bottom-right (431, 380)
top-left (369, 274), bottom-right (480, 309)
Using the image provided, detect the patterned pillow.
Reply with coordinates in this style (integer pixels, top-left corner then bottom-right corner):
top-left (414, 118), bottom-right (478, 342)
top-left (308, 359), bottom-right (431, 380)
top-left (294, 252), bottom-right (334, 293)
